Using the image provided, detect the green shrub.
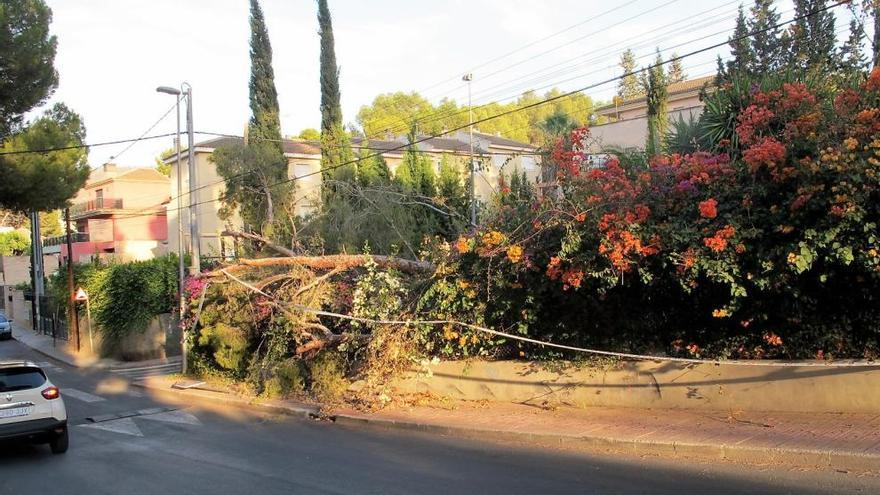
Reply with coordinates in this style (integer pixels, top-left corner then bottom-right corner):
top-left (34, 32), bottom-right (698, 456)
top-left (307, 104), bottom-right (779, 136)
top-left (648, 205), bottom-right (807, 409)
top-left (198, 323), bottom-right (249, 373)
top-left (263, 359), bottom-right (305, 399)
top-left (309, 351), bottom-right (348, 402)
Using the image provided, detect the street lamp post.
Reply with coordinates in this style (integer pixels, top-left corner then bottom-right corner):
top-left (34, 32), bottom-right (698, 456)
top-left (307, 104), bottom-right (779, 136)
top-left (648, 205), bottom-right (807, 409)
top-left (182, 82), bottom-right (200, 276)
top-left (156, 84), bottom-right (189, 375)
top-left (462, 73), bottom-right (476, 228)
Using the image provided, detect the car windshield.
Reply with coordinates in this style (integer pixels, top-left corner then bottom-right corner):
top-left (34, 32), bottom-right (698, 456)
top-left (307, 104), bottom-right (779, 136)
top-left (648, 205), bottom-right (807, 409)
top-left (0, 367), bottom-right (47, 392)
top-left (0, 315), bottom-right (7, 322)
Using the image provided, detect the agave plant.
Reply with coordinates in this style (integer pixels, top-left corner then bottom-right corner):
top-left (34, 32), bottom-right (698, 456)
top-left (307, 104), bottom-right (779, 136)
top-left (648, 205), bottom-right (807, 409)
top-left (664, 112), bottom-right (709, 154)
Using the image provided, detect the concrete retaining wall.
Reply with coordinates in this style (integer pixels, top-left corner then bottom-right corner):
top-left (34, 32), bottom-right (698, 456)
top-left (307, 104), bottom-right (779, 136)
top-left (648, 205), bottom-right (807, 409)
top-left (393, 359), bottom-right (880, 414)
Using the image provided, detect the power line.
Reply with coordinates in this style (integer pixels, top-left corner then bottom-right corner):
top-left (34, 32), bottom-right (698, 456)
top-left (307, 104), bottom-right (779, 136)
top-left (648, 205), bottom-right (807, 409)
top-left (0, 132), bottom-right (179, 156)
top-left (416, 1), bottom-right (642, 97)
top-left (364, 0), bottom-right (744, 141)
top-left (111, 0), bottom-right (849, 222)
top-left (101, 97), bottom-right (181, 168)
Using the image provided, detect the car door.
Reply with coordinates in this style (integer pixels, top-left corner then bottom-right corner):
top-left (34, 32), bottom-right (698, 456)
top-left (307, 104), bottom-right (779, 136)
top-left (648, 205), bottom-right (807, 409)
top-left (0, 367), bottom-right (52, 425)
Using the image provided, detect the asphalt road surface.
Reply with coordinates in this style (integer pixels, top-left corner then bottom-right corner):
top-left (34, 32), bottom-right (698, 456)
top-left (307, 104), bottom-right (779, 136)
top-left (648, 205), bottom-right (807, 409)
top-left (1, 337), bottom-right (877, 495)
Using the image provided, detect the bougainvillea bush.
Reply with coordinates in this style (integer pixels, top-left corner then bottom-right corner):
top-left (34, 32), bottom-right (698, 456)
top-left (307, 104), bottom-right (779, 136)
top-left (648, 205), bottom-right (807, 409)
top-left (427, 69), bottom-right (880, 361)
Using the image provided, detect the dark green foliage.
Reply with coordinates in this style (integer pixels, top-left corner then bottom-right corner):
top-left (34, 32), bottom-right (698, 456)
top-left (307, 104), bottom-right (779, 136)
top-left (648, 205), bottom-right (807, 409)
top-left (644, 50), bottom-right (668, 157)
top-left (317, 0), bottom-right (354, 185)
top-left (538, 110), bottom-right (577, 139)
top-left (0, 103), bottom-right (89, 212)
top-left (664, 113), bottom-right (709, 154)
top-left (874, 3), bottom-right (879, 67)
top-left (213, 142), bottom-right (294, 243)
top-left (840, 18), bottom-right (867, 74)
top-left (356, 145), bottom-right (391, 187)
top-left (790, 0), bottom-right (838, 72)
top-left (395, 129), bottom-right (436, 197)
top-left (617, 49), bottom-right (640, 99)
top-left (749, 0), bottom-right (785, 71)
top-left (49, 257), bottom-right (178, 357)
top-left (0, 0), bottom-right (58, 139)
top-left (318, 0), bottom-right (342, 134)
top-left (667, 53), bottom-right (686, 84)
top-left (726, 5), bottom-right (755, 76)
top-left (247, 0), bottom-right (282, 150)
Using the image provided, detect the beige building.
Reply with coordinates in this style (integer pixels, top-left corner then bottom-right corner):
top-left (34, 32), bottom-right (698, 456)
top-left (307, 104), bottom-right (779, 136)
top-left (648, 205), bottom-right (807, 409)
top-left (589, 75), bottom-right (713, 151)
top-left (164, 132), bottom-right (540, 258)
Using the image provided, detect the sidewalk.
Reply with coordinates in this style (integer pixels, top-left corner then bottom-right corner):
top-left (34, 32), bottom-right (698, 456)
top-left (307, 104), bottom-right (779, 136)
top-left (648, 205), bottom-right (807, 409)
top-left (135, 374), bottom-right (880, 473)
top-left (10, 323), bottom-right (179, 371)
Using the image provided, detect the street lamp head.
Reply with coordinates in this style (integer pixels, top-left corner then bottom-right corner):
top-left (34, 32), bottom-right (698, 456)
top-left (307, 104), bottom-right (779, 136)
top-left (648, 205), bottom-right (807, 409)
top-left (462, 73), bottom-right (473, 82)
top-left (156, 86), bottom-right (181, 95)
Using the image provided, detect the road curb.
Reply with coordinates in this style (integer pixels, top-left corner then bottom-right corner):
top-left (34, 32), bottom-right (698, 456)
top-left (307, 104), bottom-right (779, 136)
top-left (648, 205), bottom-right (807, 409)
top-left (132, 377), bottom-right (879, 473)
top-left (131, 379), bottom-right (321, 419)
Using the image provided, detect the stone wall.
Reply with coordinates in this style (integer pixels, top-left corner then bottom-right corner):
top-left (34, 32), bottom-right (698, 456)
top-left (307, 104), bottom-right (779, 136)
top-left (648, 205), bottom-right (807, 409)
top-left (393, 359), bottom-right (880, 414)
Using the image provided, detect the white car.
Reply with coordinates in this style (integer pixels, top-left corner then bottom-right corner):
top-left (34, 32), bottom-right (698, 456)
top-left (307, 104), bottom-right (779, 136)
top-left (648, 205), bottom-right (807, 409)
top-left (0, 361), bottom-right (68, 453)
top-left (0, 314), bottom-right (12, 340)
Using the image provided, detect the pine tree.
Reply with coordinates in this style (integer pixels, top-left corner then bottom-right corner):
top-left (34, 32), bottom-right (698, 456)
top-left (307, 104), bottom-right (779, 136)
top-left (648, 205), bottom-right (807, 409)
top-left (645, 50), bottom-right (668, 157)
top-left (247, 0), bottom-right (282, 150)
top-left (749, 0), bottom-right (784, 71)
top-left (727, 5), bottom-right (756, 76)
top-left (667, 53), bottom-right (686, 84)
top-left (318, 0), bottom-right (354, 184)
top-left (840, 18), bottom-right (867, 74)
top-left (790, 0), bottom-right (837, 71)
top-left (617, 49), bottom-right (641, 99)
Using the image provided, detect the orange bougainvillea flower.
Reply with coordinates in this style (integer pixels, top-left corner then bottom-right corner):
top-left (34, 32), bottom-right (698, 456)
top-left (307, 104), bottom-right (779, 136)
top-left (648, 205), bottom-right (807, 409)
top-left (454, 236), bottom-right (471, 254)
top-left (763, 332), bottom-right (783, 347)
top-left (698, 198), bottom-right (718, 219)
top-left (574, 212), bottom-right (586, 222)
top-left (506, 245), bottom-right (524, 264)
top-left (712, 308), bottom-right (730, 318)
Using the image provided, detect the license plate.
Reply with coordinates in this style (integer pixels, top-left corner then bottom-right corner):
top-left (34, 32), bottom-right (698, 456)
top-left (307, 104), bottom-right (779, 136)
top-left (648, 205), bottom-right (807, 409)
top-left (0, 406), bottom-right (32, 419)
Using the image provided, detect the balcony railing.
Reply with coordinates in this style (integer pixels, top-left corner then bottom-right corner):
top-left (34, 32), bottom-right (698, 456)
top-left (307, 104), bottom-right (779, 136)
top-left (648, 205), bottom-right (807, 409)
top-left (42, 232), bottom-right (89, 248)
top-left (70, 197), bottom-right (123, 217)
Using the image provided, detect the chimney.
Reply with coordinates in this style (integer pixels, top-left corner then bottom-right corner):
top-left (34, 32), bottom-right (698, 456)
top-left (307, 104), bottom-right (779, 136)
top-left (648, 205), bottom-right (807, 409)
top-left (102, 162), bottom-right (117, 174)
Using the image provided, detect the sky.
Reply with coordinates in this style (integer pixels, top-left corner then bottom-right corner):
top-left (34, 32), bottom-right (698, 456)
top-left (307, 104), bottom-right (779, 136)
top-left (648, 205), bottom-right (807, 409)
top-left (38, 0), bottom-right (859, 170)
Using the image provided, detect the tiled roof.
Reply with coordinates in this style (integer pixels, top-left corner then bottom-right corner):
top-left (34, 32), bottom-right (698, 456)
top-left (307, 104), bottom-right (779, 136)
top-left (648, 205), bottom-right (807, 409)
top-left (474, 131), bottom-right (538, 150)
top-left (190, 136), bottom-right (321, 155)
top-left (595, 75), bottom-right (715, 114)
top-left (116, 168), bottom-right (170, 182)
top-left (186, 132), bottom-right (534, 158)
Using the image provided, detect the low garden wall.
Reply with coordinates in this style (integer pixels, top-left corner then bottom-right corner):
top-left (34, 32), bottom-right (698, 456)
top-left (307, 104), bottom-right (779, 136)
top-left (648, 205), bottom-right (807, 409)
top-left (393, 359), bottom-right (880, 414)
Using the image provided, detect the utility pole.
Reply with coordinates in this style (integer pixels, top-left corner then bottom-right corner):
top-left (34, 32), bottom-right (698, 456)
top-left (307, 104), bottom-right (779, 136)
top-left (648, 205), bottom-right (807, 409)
top-left (184, 82), bottom-right (200, 277)
top-left (157, 84), bottom-right (189, 374)
top-left (463, 73), bottom-right (476, 227)
top-left (29, 211), bottom-right (44, 333)
top-left (64, 208), bottom-right (80, 351)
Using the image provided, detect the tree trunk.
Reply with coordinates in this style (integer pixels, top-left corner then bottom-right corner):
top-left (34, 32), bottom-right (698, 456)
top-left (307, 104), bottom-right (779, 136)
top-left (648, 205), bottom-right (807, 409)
top-left (201, 252), bottom-right (434, 278)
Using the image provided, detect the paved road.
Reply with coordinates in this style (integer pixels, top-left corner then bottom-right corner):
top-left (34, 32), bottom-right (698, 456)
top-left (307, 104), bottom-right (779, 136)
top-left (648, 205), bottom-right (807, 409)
top-left (1, 338), bottom-right (877, 495)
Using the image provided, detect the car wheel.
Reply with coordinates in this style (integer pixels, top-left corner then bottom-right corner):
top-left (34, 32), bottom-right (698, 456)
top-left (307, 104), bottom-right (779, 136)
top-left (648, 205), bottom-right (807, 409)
top-left (49, 427), bottom-right (69, 454)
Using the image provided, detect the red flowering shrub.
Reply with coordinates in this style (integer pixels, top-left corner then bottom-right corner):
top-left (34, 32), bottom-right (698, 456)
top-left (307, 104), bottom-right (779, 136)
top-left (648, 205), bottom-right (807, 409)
top-left (425, 72), bottom-right (880, 361)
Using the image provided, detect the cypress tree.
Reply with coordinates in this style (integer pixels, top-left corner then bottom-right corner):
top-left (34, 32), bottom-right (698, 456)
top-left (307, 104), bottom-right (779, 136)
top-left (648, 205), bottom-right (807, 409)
top-left (667, 53), bottom-right (686, 84)
top-left (790, 0), bottom-right (837, 71)
top-left (617, 49), bottom-right (641, 99)
top-left (645, 50), bottom-right (668, 157)
top-left (317, 0), bottom-right (354, 184)
top-left (749, 0), bottom-right (784, 71)
top-left (727, 5), bottom-right (756, 76)
top-left (247, 0), bottom-right (282, 151)
top-left (840, 18), bottom-right (867, 74)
